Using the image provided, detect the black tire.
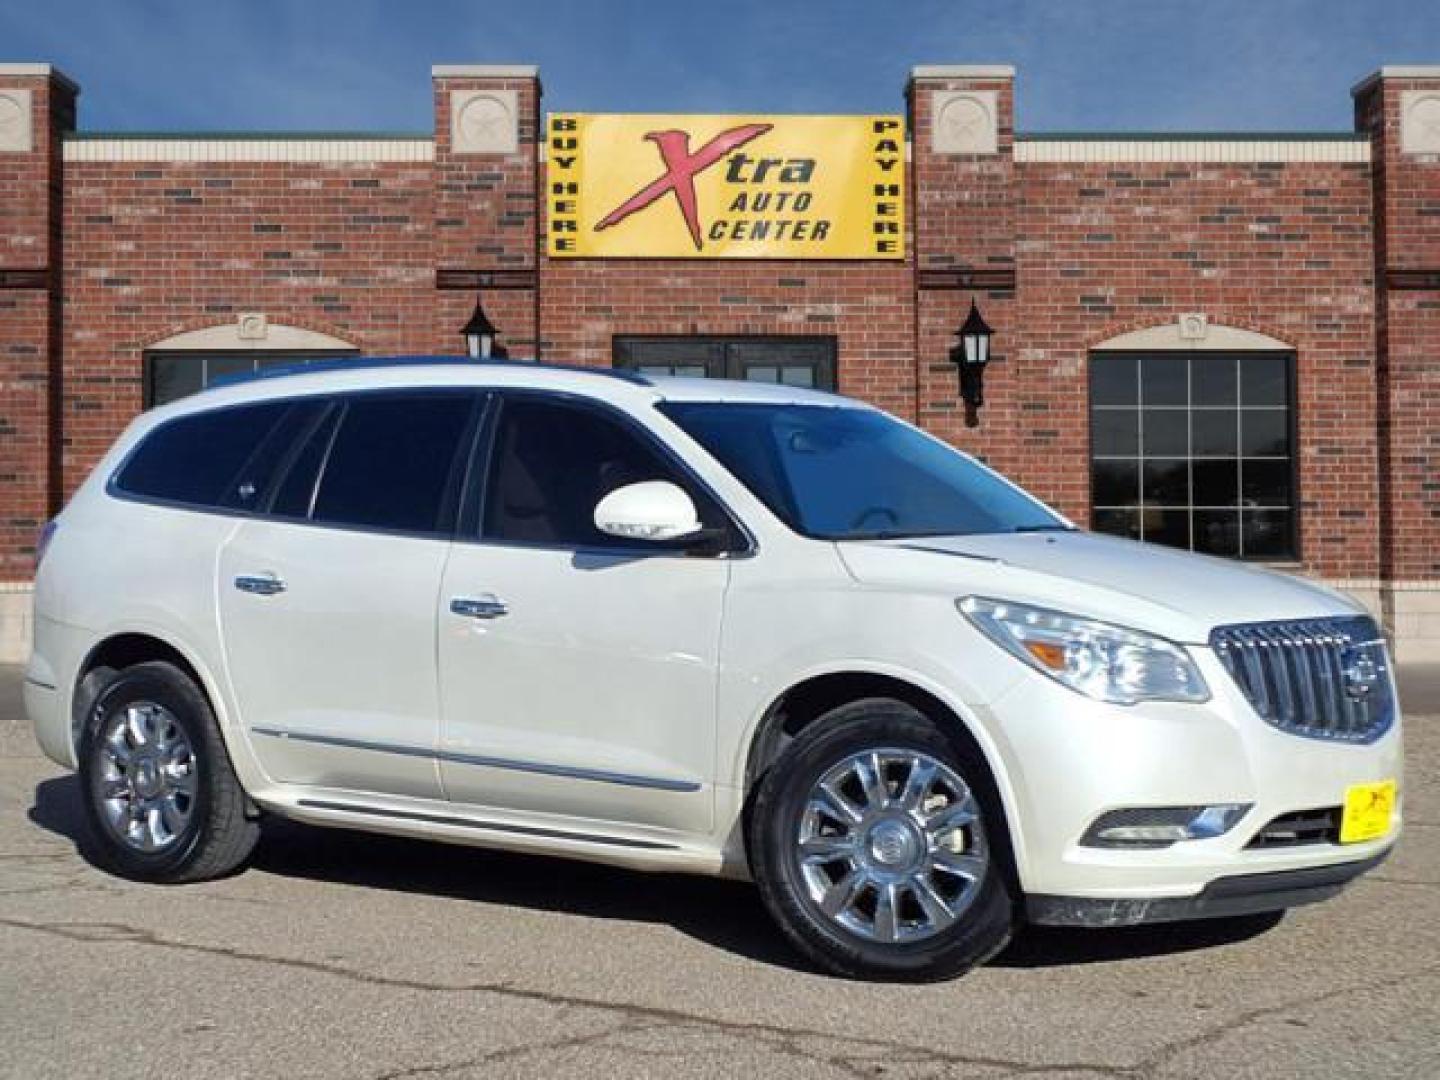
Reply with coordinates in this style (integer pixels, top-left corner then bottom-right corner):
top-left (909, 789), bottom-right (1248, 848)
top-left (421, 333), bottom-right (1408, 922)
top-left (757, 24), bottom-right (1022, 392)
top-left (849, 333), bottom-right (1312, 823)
top-left (77, 661), bottom-right (259, 883)
top-left (750, 698), bottom-right (1015, 981)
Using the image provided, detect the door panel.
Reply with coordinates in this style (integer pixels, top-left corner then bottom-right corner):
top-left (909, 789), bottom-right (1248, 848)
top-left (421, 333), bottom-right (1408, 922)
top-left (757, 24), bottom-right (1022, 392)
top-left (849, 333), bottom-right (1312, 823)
top-left (218, 388), bottom-right (480, 799)
top-left (437, 545), bottom-right (726, 831)
top-left (436, 393), bottom-right (730, 832)
top-left (219, 523), bottom-right (449, 798)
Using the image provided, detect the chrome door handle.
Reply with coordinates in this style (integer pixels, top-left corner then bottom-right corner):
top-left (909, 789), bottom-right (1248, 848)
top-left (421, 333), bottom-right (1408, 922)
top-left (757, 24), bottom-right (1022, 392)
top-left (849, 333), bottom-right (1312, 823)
top-left (234, 573), bottom-right (287, 596)
top-left (450, 595), bottom-right (509, 620)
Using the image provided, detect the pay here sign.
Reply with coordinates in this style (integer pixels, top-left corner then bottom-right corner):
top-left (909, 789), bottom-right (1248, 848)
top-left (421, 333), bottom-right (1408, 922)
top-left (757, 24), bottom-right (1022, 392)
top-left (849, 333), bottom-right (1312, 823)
top-left (547, 114), bottom-right (905, 259)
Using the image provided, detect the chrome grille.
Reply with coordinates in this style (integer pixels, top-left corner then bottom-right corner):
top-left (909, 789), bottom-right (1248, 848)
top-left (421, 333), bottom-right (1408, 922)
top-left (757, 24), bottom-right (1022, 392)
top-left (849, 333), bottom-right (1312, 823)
top-left (1210, 616), bottom-right (1394, 744)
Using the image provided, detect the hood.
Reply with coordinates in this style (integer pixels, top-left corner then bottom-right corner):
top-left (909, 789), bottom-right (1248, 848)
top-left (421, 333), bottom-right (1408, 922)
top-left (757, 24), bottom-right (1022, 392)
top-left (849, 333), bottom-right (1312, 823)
top-left (836, 530), bottom-right (1364, 644)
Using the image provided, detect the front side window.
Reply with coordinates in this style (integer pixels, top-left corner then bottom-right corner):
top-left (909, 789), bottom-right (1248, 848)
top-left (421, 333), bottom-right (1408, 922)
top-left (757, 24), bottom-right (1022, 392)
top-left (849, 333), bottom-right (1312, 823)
top-left (114, 401), bottom-right (289, 507)
top-left (1089, 352), bottom-right (1295, 559)
top-left (483, 396), bottom-right (718, 549)
top-left (305, 392), bottom-right (476, 534)
top-left (660, 402), bottom-right (1064, 541)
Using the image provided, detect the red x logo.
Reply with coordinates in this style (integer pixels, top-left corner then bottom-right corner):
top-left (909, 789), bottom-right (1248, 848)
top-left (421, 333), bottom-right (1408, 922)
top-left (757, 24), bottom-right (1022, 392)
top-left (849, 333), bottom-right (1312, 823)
top-left (595, 123), bottom-right (773, 251)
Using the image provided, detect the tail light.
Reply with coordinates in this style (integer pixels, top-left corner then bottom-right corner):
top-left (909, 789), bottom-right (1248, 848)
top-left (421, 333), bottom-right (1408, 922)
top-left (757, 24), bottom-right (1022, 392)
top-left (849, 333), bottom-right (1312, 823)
top-left (35, 519), bottom-right (58, 570)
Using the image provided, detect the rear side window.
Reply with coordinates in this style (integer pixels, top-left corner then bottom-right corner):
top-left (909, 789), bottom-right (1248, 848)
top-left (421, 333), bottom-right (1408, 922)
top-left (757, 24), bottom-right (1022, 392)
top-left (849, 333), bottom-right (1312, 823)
top-left (219, 400), bottom-right (329, 512)
top-left (114, 402), bottom-right (288, 507)
top-left (307, 391), bottom-right (476, 534)
top-left (270, 407), bottom-right (340, 519)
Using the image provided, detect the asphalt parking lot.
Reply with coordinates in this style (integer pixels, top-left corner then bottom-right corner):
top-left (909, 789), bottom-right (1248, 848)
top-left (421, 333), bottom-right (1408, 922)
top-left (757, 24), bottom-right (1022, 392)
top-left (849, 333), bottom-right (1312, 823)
top-left (3, 664), bottom-right (1437, 1080)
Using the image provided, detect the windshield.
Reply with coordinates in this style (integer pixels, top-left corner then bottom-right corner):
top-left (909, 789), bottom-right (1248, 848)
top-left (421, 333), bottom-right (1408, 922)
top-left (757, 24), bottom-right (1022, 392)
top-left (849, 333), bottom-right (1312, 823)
top-left (659, 402), bottom-right (1069, 541)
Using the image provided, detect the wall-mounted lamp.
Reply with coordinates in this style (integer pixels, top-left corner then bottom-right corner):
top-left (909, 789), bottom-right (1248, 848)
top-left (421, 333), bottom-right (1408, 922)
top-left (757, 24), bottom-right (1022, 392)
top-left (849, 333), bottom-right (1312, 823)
top-left (949, 300), bottom-right (993, 428)
top-left (461, 295), bottom-right (508, 360)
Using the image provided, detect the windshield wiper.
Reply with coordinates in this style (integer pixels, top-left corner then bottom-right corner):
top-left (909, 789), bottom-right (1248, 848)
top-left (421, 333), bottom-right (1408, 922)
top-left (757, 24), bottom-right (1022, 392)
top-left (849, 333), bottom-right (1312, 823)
top-left (1011, 523), bottom-right (1076, 533)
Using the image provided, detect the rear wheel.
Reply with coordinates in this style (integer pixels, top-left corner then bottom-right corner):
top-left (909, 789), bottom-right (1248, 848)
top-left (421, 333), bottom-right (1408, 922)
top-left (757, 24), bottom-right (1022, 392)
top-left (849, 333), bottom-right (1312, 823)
top-left (751, 699), bottom-right (1014, 981)
top-left (78, 661), bottom-right (259, 883)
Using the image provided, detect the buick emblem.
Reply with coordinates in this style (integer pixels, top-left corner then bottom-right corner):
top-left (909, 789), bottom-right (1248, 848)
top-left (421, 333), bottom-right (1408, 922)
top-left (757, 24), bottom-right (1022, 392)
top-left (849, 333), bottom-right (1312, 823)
top-left (1341, 649), bottom-right (1381, 700)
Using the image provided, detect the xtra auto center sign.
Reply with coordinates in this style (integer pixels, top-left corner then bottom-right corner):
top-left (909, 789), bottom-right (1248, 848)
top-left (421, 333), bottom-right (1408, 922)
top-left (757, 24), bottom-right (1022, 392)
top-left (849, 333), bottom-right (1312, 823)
top-left (546, 114), bottom-right (905, 259)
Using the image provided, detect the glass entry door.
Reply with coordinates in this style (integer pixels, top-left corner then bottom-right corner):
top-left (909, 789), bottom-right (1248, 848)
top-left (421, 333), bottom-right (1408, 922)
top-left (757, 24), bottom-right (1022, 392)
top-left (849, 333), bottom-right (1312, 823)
top-left (613, 336), bottom-right (837, 391)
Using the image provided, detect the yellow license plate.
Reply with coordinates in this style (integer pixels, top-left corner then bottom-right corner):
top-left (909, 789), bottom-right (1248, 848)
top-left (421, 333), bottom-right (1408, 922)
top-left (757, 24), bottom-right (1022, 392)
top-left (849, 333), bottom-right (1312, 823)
top-left (1339, 780), bottom-right (1397, 844)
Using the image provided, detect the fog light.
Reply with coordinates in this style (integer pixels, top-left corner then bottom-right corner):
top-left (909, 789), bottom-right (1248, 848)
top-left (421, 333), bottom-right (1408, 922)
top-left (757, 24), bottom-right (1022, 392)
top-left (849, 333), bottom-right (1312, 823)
top-left (1081, 804), bottom-right (1251, 849)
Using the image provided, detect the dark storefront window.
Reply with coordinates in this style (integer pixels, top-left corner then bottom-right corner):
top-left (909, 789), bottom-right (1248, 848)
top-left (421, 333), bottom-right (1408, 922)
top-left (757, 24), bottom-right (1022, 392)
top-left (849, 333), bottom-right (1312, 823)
top-left (1089, 351), bottom-right (1296, 560)
top-left (613, 336), bottom-right (836, 391)
top-left (143, 350), bottom-right (356, 408)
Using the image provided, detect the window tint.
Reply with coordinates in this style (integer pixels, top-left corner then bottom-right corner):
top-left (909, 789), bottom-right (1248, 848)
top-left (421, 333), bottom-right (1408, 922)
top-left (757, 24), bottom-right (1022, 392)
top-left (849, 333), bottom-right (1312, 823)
top-left (613, 336), bottom-right (837, 390)
top-left (115, 402), bottom-right (288, 507)
top-left (661, 403), bottom-right (1064, 540)
top-left (484, 397), bottom-right (707, 548)
top-left (307, 392), bottom-right (475, 534)
top-left (143, 352), bottom-right (354, 408)
top-left (1089, 351), bottom-right (1295, 559)
top-left (219, 400), bottom-right (328, 512)
top-left (270, 406), bottom-right (339, 519)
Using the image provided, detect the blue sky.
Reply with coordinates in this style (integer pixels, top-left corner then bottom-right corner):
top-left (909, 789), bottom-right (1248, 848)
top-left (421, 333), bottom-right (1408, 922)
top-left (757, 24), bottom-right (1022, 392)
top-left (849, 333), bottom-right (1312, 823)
top-left (3, 0), bottom-right (1436, 133)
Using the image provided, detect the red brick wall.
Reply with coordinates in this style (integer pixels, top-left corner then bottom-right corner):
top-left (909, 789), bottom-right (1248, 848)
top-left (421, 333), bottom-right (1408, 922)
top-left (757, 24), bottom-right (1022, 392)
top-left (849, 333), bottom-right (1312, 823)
top-left (5, 63), bottom-right (1434, 598)
top-left (1011, 156), bottom-right (1379, 580)
top-left (60, 157), bottom-right (441, 482)
top-left (432, 73), bottom-right (540, 354)
top-left (1356, 75), bottom-right (1440, 582)
top-left (909, 73), bottom-right (1021, 506)
top-left (0, 72), bottom-right (73, 579)
top-left (908, 73), bottom-right (1379, 580)
top-left (538, 257), bottom-right (916, 417)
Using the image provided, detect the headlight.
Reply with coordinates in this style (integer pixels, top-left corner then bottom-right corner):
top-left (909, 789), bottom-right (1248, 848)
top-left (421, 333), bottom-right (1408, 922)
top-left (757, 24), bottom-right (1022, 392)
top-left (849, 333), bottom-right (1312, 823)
top-left (958, 596), bottom-right (1210, 705)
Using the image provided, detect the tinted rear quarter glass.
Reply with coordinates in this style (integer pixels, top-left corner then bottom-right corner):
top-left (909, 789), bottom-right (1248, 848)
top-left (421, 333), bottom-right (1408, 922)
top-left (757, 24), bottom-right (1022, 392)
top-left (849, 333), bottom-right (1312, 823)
top-left (115, 402), bottom-right (288, 507)
top-left (308, 391), bottom-right (476, 534)
top-left (219, 399), bottom-right (329, 512)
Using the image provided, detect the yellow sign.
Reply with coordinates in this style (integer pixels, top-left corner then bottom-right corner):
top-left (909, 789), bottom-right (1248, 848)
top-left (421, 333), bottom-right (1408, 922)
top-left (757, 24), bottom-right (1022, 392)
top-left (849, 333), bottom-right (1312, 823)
top-left (1339, 779), bottom-right (1396, 844)
top-left (547, 113), bottom-right (905, 259)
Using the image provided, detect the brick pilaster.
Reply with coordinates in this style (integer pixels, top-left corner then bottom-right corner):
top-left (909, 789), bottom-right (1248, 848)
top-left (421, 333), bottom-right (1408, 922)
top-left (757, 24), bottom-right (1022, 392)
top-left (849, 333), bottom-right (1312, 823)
top-left (0, 64), bottom-right (76, 579)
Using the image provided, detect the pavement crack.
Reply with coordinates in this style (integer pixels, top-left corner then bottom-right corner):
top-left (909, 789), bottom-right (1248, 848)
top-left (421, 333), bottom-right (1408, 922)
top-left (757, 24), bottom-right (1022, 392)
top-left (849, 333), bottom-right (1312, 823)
top-left (367, 1019), bottom-right (662, 1080)
top-left (1133, 963), bottom-right (1440, 1076)
top-left (0, 916), bottom-right (1128, 1077)
top-left (1367, 875), bottom-right (1439, 888)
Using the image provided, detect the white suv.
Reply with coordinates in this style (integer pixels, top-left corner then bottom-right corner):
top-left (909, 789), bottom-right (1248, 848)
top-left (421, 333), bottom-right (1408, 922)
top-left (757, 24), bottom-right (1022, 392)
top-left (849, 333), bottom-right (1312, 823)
top-left (26, 358), bottom-right (1401, 980)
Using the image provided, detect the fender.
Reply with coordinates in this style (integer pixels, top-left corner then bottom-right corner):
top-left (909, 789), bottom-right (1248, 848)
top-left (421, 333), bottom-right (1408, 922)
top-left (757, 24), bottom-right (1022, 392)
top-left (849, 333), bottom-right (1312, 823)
top-left (72, 618), bottom-right (275, 797)
top-left (728, 658), bottom-right (1033, 885)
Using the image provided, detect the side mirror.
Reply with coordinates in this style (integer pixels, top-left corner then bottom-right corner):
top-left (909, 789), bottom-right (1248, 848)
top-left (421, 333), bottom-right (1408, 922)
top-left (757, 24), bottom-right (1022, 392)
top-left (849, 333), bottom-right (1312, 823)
top-left (593, 480), bottom-right (703, 543)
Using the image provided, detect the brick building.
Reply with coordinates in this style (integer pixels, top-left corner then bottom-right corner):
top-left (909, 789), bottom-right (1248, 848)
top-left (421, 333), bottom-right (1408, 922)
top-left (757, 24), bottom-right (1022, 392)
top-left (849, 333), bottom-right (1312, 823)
top-left (1, 62), bottom-right (1436, 661)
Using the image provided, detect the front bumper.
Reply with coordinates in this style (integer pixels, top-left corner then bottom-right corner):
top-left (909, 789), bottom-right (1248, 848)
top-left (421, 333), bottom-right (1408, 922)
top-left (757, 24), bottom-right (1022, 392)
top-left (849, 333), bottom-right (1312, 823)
top-left (1027, 849), bottom-right (1390, 926)
top-left (976, 645), bottom-right (1403, 903)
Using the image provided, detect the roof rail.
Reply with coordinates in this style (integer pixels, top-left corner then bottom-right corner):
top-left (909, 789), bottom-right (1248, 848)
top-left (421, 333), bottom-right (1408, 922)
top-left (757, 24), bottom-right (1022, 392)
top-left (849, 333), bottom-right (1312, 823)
top-left (208, 355), bottom-right (652, 390)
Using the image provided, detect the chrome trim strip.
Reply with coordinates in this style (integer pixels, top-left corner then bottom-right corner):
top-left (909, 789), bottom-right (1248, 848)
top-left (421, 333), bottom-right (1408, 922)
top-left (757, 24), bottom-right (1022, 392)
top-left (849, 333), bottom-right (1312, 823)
top-left (295, 799), bottom-right (677, 850)
top-left (250, 726), bottom-right (704, 792)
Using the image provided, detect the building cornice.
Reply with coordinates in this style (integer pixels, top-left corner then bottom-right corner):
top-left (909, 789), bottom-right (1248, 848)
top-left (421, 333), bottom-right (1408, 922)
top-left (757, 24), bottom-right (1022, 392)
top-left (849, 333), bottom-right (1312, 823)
top-left (0, 62), bottom-right (79, 92)
top-left (910, 64), bottom-right (1015, 80)
top-left (1351, 65), bottom-right (1440, 96)
top-left (431, 64), bottom-right (539, 79)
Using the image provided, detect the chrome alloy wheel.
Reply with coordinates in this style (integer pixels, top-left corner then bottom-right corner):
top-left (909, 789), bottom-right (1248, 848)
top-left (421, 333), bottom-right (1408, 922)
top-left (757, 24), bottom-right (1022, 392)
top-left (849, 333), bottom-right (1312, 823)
top-left (92, 702), bottom-right (197, 853)
top-left (794, 748), bottom-right (988, 944)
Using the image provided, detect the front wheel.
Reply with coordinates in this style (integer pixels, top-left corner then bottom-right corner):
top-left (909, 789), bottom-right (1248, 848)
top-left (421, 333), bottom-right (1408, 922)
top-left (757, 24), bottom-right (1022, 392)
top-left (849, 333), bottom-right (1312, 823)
top-left (750, 700), bottom-right (1015, 981)
top-left (77, 661), bottom-right (260, 883)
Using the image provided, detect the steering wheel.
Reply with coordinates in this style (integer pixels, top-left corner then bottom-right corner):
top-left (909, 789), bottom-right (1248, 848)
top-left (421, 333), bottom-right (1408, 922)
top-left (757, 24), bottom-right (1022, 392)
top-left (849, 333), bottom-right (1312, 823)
top-left (850, 506), bottom-right (899, 531)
